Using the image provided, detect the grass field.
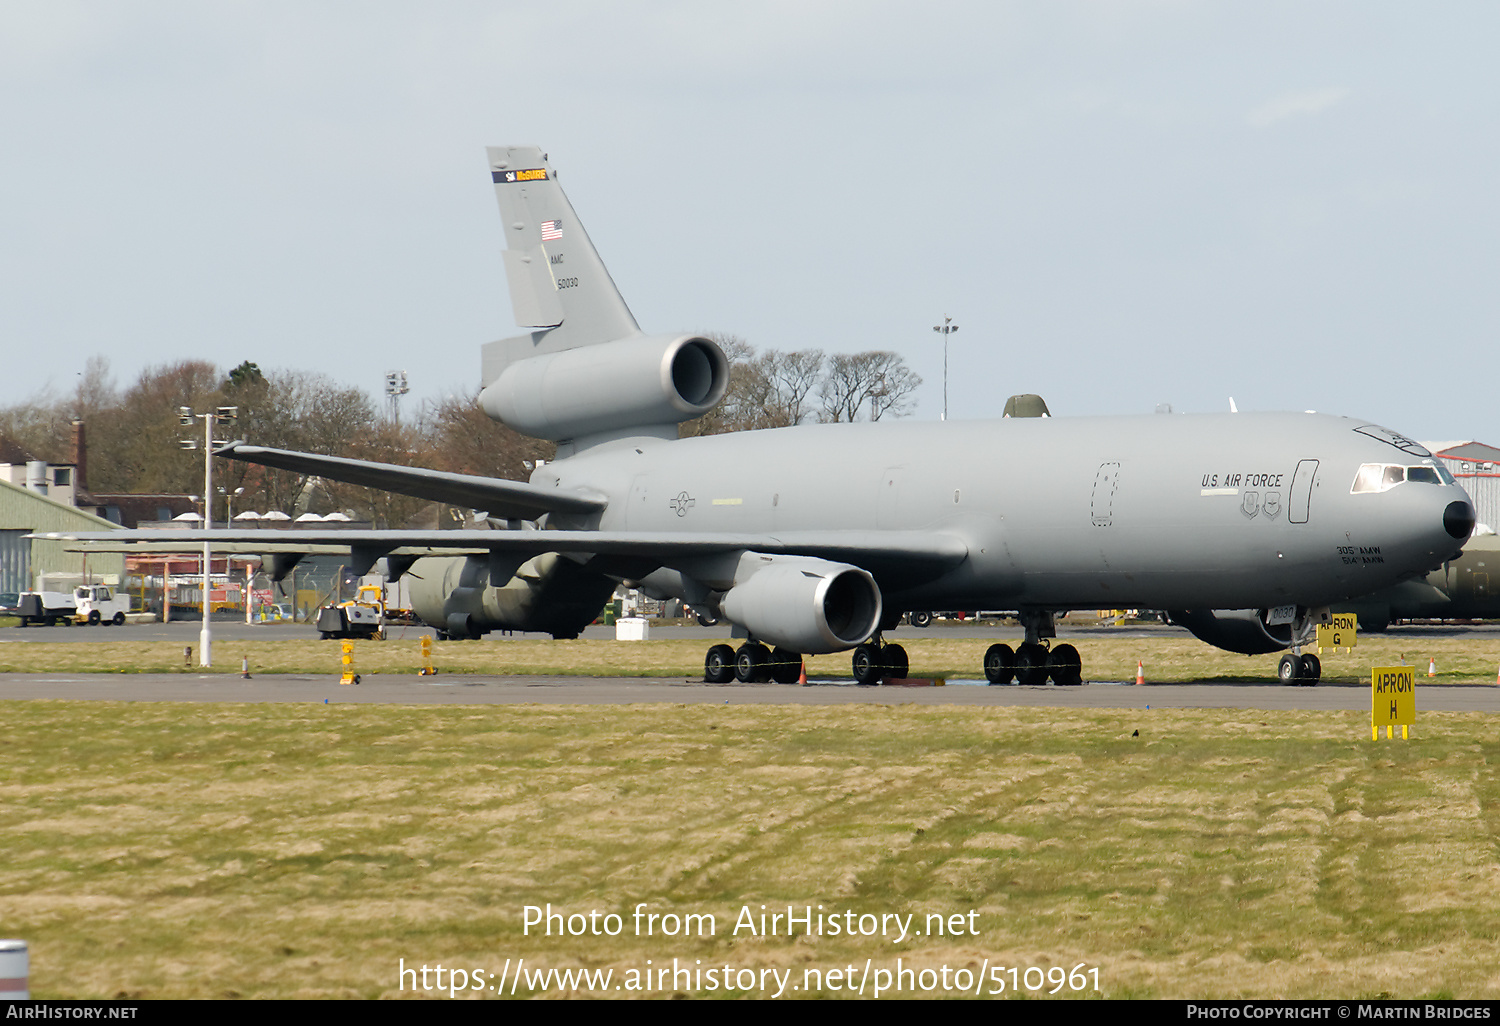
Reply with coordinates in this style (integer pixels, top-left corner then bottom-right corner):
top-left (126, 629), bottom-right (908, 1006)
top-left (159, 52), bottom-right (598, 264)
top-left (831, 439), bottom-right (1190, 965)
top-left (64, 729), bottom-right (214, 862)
top-left (3, 632), bottom-right (1500, 684)
top-left (3, 697), bottom-right (1500, 999)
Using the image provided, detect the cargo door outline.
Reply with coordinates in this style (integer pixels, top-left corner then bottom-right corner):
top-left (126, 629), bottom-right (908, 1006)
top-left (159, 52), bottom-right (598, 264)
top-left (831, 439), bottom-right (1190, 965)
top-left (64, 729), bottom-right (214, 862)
top-left (1091, 462), bottom-right (1120, 528)
top-left (1289, 460), bottom-right (1318, 524)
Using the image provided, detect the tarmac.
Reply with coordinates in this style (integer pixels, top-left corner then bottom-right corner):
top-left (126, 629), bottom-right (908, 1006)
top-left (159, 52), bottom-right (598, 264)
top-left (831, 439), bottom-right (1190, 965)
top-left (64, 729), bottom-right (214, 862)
top-left (1, 619), bottom-right (1496, 712)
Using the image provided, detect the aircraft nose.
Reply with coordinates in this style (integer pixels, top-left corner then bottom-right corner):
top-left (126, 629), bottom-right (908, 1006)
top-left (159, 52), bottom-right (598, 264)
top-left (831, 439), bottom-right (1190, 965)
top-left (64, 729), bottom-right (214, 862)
top-left (1444, 500), bottom-right (1476, 540)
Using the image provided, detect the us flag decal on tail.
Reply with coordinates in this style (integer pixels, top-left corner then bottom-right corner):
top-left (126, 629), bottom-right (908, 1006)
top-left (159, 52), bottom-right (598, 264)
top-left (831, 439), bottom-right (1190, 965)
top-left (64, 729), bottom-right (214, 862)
top-left (541, 220), bottom-right (563, 240)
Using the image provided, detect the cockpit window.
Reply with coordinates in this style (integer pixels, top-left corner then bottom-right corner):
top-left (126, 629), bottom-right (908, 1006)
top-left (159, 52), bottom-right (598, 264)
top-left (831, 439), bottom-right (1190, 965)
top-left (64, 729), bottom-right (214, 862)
top-left (1352, 464), bottom-right (1384, 493)
top-left (1352, 462), bottom-right (1452, 493)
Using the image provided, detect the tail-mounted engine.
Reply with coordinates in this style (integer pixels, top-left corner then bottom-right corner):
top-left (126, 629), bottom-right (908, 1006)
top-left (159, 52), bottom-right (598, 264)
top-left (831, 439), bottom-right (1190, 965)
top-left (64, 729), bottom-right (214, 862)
top-left (479, 333), bottom-right (729, 442)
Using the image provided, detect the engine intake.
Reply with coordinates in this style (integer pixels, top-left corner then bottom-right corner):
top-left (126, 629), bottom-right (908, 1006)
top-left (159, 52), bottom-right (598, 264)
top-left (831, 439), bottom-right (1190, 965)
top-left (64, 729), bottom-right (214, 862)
top-left (719, 556), bottom-right (882, 654)
top-left (479, 333), bottom-right (729, 441)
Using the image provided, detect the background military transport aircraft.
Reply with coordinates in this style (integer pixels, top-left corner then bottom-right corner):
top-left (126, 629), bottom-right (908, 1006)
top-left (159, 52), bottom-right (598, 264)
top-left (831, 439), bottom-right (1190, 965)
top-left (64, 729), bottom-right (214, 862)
top-left (42, 146), bottom-right (1477, 686)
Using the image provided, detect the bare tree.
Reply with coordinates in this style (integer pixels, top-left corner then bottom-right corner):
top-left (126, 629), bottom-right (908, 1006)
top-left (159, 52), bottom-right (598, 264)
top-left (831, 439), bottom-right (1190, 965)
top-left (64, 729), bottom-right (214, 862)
top-left (759, 348), bottom-right (825, 426)
top-left (92, 360), bottom-right (225, 495)
top-left (425, 387), bottom-right (553, 482)
top-left (228, 370), bottom-right (377, 515)
top-left (818, 351), bottom-right (922, 423)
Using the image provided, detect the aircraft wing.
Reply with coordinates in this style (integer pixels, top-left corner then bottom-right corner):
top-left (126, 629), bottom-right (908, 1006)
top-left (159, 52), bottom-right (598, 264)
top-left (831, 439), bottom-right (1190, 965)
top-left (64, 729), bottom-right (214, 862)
top-left (213, 442), bottom-right (606, 521)
top-left (40, 528), bottom-right (969, 587)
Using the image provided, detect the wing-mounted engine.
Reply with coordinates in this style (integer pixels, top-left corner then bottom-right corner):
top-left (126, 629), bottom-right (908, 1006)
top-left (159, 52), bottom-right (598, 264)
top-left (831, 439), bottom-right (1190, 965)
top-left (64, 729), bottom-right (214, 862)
top-left (479, 332), bottom-right (729, 443)
top-left (407, 552), bottom-right (616, 640)
top-left (714, 554), bottom-right (883, 655)
top-left (1166, 608), bottom-right (1293, 655)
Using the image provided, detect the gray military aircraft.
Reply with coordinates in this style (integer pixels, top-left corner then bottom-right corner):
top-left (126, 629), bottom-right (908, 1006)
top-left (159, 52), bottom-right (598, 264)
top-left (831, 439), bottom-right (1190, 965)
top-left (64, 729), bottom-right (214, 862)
top-left (40, 146), bottom-right (1477, 687)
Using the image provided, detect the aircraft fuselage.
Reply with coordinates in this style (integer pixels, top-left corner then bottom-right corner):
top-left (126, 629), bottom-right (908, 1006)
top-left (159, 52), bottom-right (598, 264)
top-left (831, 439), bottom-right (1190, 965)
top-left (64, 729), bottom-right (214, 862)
top-left (539, 411), bottom-right (1471, 615)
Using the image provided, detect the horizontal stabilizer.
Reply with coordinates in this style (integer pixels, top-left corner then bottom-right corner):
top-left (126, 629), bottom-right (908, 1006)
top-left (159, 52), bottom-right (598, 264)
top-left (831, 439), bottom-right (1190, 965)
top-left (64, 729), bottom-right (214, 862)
top-left (213, 442), bottom-right (606, 521)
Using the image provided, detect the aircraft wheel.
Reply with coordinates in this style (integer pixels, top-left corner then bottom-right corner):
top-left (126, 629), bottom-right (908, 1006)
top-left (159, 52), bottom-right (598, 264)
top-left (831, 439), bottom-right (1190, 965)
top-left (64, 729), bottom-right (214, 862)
top-left (88, 610), bottom-right (101, 625)
top-left (696, 613), bottom-right (719, 627)
top-left (735, 642), bottom-right (770, 683)
top-left (984, 643), bottom-right (1015, 685)
top-left (1278, 654), bottom-right (1301, 685)
top-left (851, 643), bottom-right (882, 686)
top-left (769, 646), bottom-right (803, 684)
top-left (1302, 653), bottom-right (1321, 686)
top-left (908, 611), bottom-right (933, 628)
top-left (1048, 643), bottom-right (1083, 685)
top-left (704, 644), bottom-right (735, 683)
top-left (882, 643), bottom-right (909, 681)
top-left (1014, 642), bottom-right (1050, 685)
top-left (111, 611), bottom-right (126, 626)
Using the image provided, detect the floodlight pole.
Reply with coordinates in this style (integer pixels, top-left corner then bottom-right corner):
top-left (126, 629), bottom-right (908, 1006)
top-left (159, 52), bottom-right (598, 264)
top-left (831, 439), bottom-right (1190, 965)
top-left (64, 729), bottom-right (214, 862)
top-left (179, 406), bottom-right (236, 667)
top-left (932, 315), bottom-right (959, 421)
top-left (200, 412), bottom-right (212, 667)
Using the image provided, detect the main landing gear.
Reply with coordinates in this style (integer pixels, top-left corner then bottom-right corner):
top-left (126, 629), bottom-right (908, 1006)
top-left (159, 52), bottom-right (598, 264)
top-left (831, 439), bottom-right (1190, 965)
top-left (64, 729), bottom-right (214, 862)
top-left (982, 610), bottom-right (1082, 686)
top-left (704, 642), bottom-right (806, 684)
top-left (701, 639), bottom-right (911, 686)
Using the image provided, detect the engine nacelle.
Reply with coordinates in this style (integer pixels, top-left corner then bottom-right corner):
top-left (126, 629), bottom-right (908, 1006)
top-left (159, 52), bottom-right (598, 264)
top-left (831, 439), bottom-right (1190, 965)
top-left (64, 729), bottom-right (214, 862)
top-left (1167, 608), bottom-right (1293, 656)
top-left (718, 556), bottom-right (882, 654)
top-left (478, 333), bottom-right (730, 441)
top-left (407, 552), bottom-right (616, 640)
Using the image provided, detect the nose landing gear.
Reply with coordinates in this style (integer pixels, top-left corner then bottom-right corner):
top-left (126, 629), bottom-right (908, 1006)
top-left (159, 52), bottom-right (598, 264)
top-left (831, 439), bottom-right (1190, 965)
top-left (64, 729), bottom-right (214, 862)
top-left (1277, 607), bottom-right (1328, 686)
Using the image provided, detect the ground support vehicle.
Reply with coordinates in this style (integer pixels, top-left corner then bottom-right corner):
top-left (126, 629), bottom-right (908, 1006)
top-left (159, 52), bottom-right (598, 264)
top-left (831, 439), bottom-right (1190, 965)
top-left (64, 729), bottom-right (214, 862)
top-left (72, 585), bottom-right (130, 626)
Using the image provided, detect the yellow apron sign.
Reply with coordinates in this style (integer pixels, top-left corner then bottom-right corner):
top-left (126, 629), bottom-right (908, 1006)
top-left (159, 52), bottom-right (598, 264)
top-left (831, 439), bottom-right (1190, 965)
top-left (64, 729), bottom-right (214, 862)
top-left (1316, 612), bottom-right (1357, 653)
top-left (1370, 665), bottom-right (1415, 739)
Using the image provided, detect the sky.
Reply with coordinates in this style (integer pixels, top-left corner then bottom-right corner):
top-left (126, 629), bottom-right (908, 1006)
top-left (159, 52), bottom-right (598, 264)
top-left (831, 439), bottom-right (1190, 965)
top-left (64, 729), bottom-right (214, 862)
top-left (1, 1), bottom-right (1496, 444)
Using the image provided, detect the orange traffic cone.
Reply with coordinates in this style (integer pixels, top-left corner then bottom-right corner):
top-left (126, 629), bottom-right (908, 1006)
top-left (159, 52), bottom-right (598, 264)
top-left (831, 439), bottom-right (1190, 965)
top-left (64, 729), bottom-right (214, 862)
top-left (1135, 660), bottom-right (1145, 686)
top-left (1428, 657), bottom-right (1437, 678)
top-left (797, 660), bottom-right (807, 686)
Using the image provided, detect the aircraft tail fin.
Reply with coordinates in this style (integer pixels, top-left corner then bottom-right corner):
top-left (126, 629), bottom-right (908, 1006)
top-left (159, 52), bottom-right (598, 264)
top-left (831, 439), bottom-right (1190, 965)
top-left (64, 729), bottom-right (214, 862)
top-left (483, 146), bottom-right (641, 383)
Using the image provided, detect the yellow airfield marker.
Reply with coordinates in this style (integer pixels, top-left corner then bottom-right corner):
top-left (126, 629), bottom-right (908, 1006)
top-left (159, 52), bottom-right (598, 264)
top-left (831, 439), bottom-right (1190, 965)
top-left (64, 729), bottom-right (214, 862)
top-left (1371, 665), bottom-right (1415, 740)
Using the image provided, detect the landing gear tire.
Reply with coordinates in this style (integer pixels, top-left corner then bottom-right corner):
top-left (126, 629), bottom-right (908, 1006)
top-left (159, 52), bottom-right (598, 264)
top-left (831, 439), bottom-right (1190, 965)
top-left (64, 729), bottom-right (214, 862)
top-left (769, 646), bottom-right (803, 684)
top-left (1301, 653), bottom-right (1321, 685)
top-left (984, 643), bottom-right (1015, 685)
top-left (1015, 642), bottom-right (1050, 686)
top-left (852, 643), bottom-right (882, 686)
top-left (908, 611), bottom-right (933, 628)
top-left (1048, 643), bottom-right (1083, 685)
top-left (735, 642), bottom-right (771, 683)
top-left (705, 644), bottom-right (735, 683)
top-left (882, 643), bottom-right (909, 681)
top-left (1278, 654), bottom-right (1302, 685)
